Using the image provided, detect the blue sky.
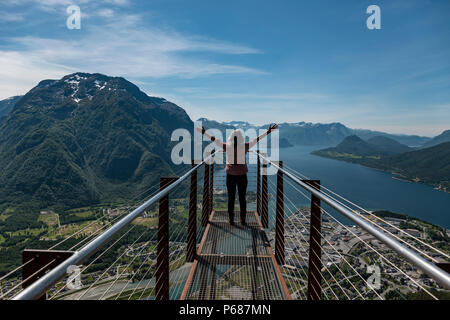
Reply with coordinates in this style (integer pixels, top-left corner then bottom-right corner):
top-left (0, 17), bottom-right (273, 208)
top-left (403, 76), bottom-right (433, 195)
top-left (0, 0), bottom-right (449, 136)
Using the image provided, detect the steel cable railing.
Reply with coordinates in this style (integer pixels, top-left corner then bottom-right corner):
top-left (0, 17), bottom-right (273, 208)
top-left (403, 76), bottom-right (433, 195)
top-left (275, 177), bottom-right (385, 299)
top-left (36, 169), bottom-right (194, 300)
top-left (281, 162), bottom-right (449, 264)
top-left (11, 154), bottom-right (214, 300)
top-left (266, 178), bottom-right (370, 300)
top-left (253, 151), bottom-right (450, 291)
top-left (272, 168), bottom-right (433, 299)
top-left (88, 159), bottom-right (209, 300)
top-left (278, 165), bottom-right (445, 299)
top-left (81, 164), bottom-right (206, 300)
top-left (0, 163), bottom-right (195, 299)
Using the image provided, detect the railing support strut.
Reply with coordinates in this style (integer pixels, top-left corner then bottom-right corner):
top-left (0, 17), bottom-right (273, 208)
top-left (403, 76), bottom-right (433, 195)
top-left (275, 161), bottom-right (285, 265)
top-left (156, 177), bottom-right (178, 300)
top-left (202, 153), bottom-right (210, 227)
top-left (305, 180), bottom-right (322, 300)
top-left (257, 150), bottom-right (261, 216)
top-left (209, 150), bottom-right (215, 216)
top-left (261, 154), bottom-right (269, 229)
top-left (187, 161), bottom-right (197, 262)
top-left (21, 250), bottom-right (74, 300)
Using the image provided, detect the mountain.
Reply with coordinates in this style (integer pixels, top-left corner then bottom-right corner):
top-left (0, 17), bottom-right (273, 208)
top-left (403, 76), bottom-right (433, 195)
top-left (324, 135), bottom-right (381, 157)
top-left (312, 135), bottom-right (414, 160)
top-left (276, 122), bottom-right (354, 146)
top-left (377, 142), bottom-right (450, 190)
top-left (0, 73), bottom-right (192, 210)
top-left (421, 130), bottom-right (450, 149)
top-left (198, 117), bottom-right (235, 133)
top-left (197, 118), bottom-right (431, 147)
top-left (223, 121), bottom-right (254, 131)
top-left (0, 96), bottom-right (22, 118)
top-left (352, 128), bottom-right (430, 147)
top-left (279, 137), bottom-right (293, 148)
top-left (311, 135), bottom-right (400, 161)
top-left (366, 136), bottom-right (413, 155)
top-left (313, 136), bottom-right (450, 192)
top-left (199, 119), bottom-right (291, 148)
top-left (199, 119), bottom-right (354, 146)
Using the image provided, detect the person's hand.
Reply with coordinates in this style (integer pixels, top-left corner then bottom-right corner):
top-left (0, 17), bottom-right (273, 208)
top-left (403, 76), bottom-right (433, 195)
top-left (195, 126), bottom-right (206, 134)
top-left (268, 123), bottom-right (278, 133)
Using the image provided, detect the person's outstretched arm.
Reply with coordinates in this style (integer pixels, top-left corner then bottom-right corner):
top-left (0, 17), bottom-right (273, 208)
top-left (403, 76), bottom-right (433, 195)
top-left (248, 123), bottom-right (278, 149)
top-left (195, 126), bottom-right (224, 148)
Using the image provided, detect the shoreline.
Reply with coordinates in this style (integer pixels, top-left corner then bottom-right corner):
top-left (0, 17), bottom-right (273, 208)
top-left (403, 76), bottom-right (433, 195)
top-left (312, 153), bottom-right (449, 194)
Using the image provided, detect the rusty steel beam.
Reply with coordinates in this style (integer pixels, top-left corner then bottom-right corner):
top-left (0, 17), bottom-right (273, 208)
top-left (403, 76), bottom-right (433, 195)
top-left (156, 177), bottom-right (178, 300)
top-left (209, 150), bottom-right (214, 216)
top-left (187, 161), bottom-right (197, 262)
top-left (304, 180), bottom-right (322, 300)
top-left (275, 161), bottom-right (285, 265)
top-left (257, 150), bottom-right (261, 217)
top-left (22, 249), bottom-right (74, 300)
top-left (261, 161), bottom-right (269, 229)
top-left (202, 157), bottom-right (210, 227)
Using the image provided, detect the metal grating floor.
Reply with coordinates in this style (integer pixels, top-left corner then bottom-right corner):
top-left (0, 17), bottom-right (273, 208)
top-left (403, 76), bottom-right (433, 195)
top-left (181, 211), bottom-right (289, 300)
top-left (211, 210), bottom-right (259, 226)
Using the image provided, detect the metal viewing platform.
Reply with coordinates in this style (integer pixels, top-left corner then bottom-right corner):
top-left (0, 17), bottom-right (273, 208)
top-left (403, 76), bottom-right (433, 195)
top-left (181, 210), bottom-right (290, 300)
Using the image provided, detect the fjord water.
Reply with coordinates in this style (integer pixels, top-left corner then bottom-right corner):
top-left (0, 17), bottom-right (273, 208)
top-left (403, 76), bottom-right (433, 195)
top-left (278, 145), bottom-right (450, 229)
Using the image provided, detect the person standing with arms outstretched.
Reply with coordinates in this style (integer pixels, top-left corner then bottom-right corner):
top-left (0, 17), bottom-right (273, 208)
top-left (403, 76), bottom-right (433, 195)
top-left (197, 124), bottom-right (278, 226)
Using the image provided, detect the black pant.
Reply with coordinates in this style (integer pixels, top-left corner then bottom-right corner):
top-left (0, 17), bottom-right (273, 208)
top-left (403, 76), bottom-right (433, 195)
top-left (226, 174), bottom-right (248, 223)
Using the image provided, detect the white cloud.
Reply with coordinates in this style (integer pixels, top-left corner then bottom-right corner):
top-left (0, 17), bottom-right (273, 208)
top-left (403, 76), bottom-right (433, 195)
top-left (2, 0), bottom-right (93, 12)
top-left (1, 0), bottom-right (129, 15)
top-left (96, 8), bottom-right (115, 18)
top-left (3, 0), bottom-right (114, 6)
top-left (0, 12), bottom-right (262, 99)
top-left (174, 91), bottom-right (332, 101)
top-left (0, 12), bottom-right (25, 21)
top-left (102, 0), bottom-right (129, 5)
top-left (0, 51), bottom-right (74, 98)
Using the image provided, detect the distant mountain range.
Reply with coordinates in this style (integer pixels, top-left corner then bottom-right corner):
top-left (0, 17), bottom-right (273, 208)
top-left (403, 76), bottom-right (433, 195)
top-left (0, 74), bottom-right (447, 210)
top-left (198, 118), bottom-right (432, 147)
top-left (0, 73), bottom-right (192, 210)
top-left (312, 135), bottom-right (450, 192)
top-left (421, 130), bottom-right (450, 148)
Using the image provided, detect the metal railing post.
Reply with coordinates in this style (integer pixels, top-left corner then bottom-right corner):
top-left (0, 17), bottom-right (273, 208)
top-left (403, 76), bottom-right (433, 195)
top-left (187, 161), bottom-right (197, 263)
top-left (156, 177), bottom-right (178, 300)
top-left (202, 152), bottom-right (210, 227)
top-left (275, 161), bottom-right (285, 265)
top-left (261, 153), bottom-right (268, 229)
top-left (209, 150), bottom-right (215, 215)
top-left (304, 180), bottom-right (322, 300)
top-left (21, 250), bottom-right (74, 300)
top-left (257, 150), bottom-right (261, 216)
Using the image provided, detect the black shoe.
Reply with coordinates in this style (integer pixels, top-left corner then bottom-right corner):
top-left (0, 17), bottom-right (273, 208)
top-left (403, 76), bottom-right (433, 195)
top-left (230, 220), bottom-right (235, 226)
top-left (241, 220), bottom-right (246, 226)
